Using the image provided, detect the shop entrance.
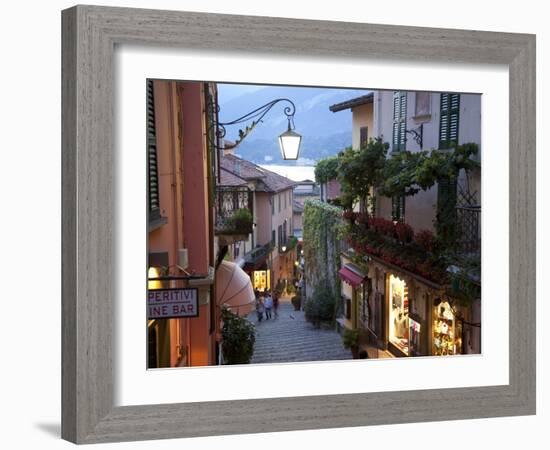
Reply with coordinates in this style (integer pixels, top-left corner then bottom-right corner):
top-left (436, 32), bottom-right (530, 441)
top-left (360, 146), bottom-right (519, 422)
top-left (252, 269), bottom-right (271, 292)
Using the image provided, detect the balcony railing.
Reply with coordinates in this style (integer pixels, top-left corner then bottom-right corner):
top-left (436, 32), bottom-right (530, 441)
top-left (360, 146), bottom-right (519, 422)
top-left (456, 205), bottom-right (481, 254)
top-left (215, 186), bottom-right (253, 236)
top-left (244, 242), bottom-right (274, 267)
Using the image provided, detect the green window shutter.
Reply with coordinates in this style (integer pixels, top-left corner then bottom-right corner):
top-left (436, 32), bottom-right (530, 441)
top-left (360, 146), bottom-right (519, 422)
top-left (392, 93), bottom-right (400, 149)
top-left (392, 92), bottom-right (407, 152)
top-left (360, 126), bottom-right (369, 148)
top-left (391, 195), bottom-right (405, 221)
top-left (439, 93), bottom-right (460, 149)
top-left (147, 80), bottom-right (161, 221)
top-left (399, 92), bottom-right (407, 150)
top-left (449, 94), bottom-right (460, 144)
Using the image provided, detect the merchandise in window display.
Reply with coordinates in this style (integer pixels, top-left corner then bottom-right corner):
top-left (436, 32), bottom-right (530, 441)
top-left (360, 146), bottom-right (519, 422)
top-left (409, 318), bottom-right (422, 356)
top-left (432, 301), bottom-right (463, 355)
top-left (388, 275), bottom-right (409, 354)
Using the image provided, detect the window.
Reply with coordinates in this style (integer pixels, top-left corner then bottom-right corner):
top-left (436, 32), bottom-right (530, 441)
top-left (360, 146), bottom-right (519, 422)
top-left (147, 79), bottom-right (161, 222)
top-left (284, 191), bottom-right (287, 209)
top-left (359, 126), bottom-right (369, 148)
top-left (392, 91), bottom-right (407, 152)
top-left (271, 195), bottom-right (275, 215)
top-left (436, 177), bottom-right (458, 237)
top-left (391, 195), bottom-right (405, 222)
top-left (278, 194), bottom-right (281, 212)
top-left (283, 219), bottom-right (287, 244)
top-left (439, 93), bottom-right (460, 149)
top-left (278, 225), bottom-right (283, 250)
top-left (415, 92), bottom-right (431, 117)
top-left (271, 230), bottom-right (276, 245)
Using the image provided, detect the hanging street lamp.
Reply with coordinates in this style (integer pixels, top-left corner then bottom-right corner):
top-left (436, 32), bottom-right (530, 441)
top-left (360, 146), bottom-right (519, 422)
top-left (278, 121), bottom-right (302, 160)
top-left (210, 97), bottom-right (302, 161)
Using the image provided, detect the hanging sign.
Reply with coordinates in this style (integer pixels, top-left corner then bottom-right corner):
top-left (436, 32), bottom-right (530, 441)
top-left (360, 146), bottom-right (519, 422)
top-left (147, 288), bottom-right (199, 319)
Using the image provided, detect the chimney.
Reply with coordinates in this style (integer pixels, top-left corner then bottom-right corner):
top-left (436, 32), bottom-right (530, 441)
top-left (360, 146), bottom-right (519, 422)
top-left (223, 140), bottom-right (236, 156)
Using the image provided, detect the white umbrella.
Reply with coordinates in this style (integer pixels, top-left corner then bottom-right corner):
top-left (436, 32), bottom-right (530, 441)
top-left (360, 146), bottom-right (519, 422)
top-left (215, 260), bottom-right (255, 316)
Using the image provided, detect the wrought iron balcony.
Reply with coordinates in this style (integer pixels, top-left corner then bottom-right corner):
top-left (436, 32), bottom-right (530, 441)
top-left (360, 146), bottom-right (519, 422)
top-left (215, 186), bottom-right (253, 237)
top-left (243, 241), bottom-right (274, 268)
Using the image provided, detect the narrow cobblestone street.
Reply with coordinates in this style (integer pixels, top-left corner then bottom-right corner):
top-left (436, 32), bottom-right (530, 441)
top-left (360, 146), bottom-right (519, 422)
top-left (249, 297), bottom-right (352, 364)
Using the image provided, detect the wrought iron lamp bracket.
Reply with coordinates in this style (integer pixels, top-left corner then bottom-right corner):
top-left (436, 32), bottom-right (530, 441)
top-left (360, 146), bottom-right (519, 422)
top-left (207, 97), bottom-right (297, 149)
top-left (405, 123), bottom-right (424, 149)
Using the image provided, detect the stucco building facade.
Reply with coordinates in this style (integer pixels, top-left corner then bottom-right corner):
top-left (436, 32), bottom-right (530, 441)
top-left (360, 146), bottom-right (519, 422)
top-left (330, 90), bottom-right (482, 358)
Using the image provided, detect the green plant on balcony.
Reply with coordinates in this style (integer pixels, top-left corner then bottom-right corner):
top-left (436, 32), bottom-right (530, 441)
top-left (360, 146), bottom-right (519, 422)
top-left (335, 141), bottom-right (480, 295)
top-left (286, 235), bottom-right (298, 251)
top-left (344, 217), bottom-right (448, 284)
top-left (224, 208), bottom-right (253, 235)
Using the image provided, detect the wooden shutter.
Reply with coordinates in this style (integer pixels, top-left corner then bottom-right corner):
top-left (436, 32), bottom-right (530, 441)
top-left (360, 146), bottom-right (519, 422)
top-left (392, 92), bottom-right (407, 152)
top-left (147, 80), bottom-right (161, 221)
top-left (360, 126), bottom-right (369, 148)
top-left (439, 93), bottom-right (460, 149)
top-left (391, 195), bottom-right (405, 221)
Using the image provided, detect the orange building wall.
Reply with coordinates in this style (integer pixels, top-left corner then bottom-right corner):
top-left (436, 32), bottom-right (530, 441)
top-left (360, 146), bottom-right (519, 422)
top-left (149, 80), bottom-right (215, 368)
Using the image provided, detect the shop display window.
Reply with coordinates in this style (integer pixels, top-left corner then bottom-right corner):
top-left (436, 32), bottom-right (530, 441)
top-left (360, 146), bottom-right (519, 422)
top-left (432, 300), bottom-right (463, 355)
top-left (409, 318), bottom-right (421, 356)
top-left (388, 274), bottom-right (409, 355)
top-left (253, 270), bottom-right (270, 292)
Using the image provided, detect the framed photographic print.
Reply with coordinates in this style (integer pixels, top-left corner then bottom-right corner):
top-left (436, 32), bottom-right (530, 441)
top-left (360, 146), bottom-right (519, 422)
top-left (62, 5), bottom-right (536, 444)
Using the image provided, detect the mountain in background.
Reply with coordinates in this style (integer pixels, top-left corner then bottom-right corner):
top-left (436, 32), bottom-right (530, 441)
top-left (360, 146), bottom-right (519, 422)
top-left (218, 84), bottom-right (368, 165)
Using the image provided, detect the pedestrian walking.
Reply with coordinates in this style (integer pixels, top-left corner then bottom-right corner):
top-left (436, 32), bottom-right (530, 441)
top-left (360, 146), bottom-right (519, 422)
top-left (264, 291), bottom-right (273, 320)
top-left (256, 298), bottom-right (265, 322)
top-left (273, 293), bottom-right (279, 319)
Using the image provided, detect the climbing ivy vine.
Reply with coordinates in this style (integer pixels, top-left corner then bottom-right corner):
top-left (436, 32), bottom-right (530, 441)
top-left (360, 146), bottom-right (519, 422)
top-left (302, 200), bottom-right (344, 319)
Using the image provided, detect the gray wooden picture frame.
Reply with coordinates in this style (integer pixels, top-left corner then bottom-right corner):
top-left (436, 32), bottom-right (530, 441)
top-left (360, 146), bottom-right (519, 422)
top-left (62, 5), bottom-right (536, 444)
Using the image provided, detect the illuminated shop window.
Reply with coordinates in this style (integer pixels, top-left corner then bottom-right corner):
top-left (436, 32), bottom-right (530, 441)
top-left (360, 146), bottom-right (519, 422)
top-left (388, 274), bottom-right (409, 355)
top-left (253, 270), bottom-right (270, 292)
top-left (432, 300), bottom-right (463, 356)
top-left (147, 266), bottom-right (162, 290)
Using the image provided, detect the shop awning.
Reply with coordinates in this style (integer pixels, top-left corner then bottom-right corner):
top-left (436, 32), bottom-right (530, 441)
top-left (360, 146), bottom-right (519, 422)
top-left (215, 260), bottom-right (255, 316)
top-left (339, 265), bottom-right (366, 288)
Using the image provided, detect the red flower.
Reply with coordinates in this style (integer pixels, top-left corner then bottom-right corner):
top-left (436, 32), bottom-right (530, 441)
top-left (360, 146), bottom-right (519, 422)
top-left (395, 222), bottom-right (414, 243)
top-left (414, 229), bottom-right (434, 252)
top-left (357, 212), bottom-right (369, 225)
top-left (343, 210), bottom-right (358, 222)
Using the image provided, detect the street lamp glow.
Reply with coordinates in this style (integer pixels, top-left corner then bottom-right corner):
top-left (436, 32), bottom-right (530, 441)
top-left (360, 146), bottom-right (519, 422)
top-left (278, 124), bottom-right (302, 160)
top-left (282, 245), bottom-right (287, 252)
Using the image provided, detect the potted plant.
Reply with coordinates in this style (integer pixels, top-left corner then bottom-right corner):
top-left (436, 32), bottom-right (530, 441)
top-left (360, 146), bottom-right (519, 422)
top-left (291, 293), bottom-right (301, 311)
top-left (342, 328), bottom-right (360, 359)
top-left (286, 283), bottom-right (297, 296)
top-left (304, 289), bottom-right (335, 328)
top-left (228, 208), bottom-right (253, 235)
top-left (220, 306), bottom-right (256, 364)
